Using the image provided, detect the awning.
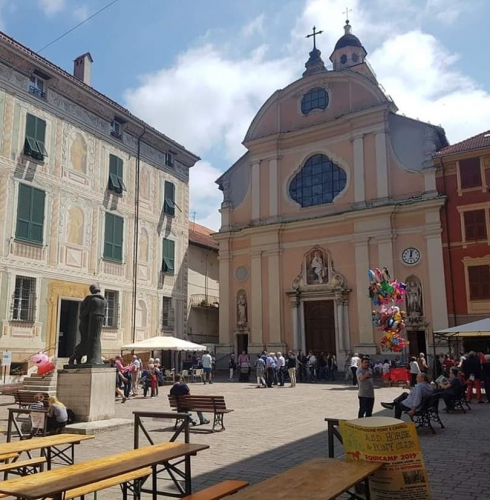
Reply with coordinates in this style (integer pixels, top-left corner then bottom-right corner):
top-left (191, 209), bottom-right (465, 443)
top-left (434, 318), bottom-right (490, 338)
top-left (121, 336), bottom-right (207, 352)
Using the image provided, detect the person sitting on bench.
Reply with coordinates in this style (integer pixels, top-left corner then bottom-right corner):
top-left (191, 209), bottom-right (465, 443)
top-left (434, 367), bottom-right (462, 409)
top-left (46, 396), bottom-right (68, 434)
top-left (170, 374), bottom-right (210, 426)
top-left (381, 372), bottom-right (433, 419)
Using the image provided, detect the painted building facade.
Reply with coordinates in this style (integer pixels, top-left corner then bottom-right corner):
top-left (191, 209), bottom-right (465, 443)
top-left (187, 222), bottom-right (219, 345)
top-left (0, 32), bottom-right (199, 363)
top-left (434, 131), bottom-right (490, 327)
top-left (215, 21), bottom-right (450, 361)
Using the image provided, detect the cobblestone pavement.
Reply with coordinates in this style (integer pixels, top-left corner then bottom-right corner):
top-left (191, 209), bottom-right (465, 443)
top-left (0, 376), bottom-right (488, 500)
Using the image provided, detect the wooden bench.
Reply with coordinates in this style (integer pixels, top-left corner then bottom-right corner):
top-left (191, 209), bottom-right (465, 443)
top-left (0, 383), bottom-right (24, 396)
top-left (228, 458), bottom-right (382, 500)
top-left (183, 480), bottom-right (249, 500)
top-left (13, 390), bottom-right (49, 409)
top-left (0, 456), bottom-right (46, 478)
top-left (168, 395), bottom-right (233, 432)
top-left (55, 467), bottom-right (152, 500)
top-left (0, 453), bottom-right (20, 461)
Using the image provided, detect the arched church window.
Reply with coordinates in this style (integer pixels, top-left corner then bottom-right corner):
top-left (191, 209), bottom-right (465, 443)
top-left (289, 154), bottom-right (347, 207)
top-left (301, 87), bottom-right (328, 114)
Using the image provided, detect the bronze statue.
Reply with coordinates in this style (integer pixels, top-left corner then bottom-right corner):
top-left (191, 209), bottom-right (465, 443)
top-left (68, 284), bottom-right (106, 366)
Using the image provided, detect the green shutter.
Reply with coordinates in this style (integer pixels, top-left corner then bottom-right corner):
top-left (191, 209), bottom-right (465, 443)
top-left (104, 213), bottom-right (123, 262)
top-left (164, 181), bottom-right (175, 215)
top-left (108, 155), bottom-right (125, 192)
top-left (16, 184), bottom-right (32, 240)
top-left (35, 118), bottom-right (46, 143)
top-left (113, 215), bottom-right (123, 262)
top-left (162, 238), bottom-right (175, 274)
top-left (25, 114), bottom-right (36, 139)
top-left (109, 155), bottom-right (118, 176)
top-left (30, 188), bottom-right (45, 243)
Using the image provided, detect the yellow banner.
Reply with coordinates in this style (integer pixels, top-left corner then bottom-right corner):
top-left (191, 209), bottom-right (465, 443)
top-left (340, 417), bottom-right (432, 500)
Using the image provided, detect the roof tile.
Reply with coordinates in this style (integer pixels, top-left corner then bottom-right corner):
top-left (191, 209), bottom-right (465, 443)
top-left (189, 222), bottom-right (218, 250)
top-left (436, 130), bottom-right (490, 156)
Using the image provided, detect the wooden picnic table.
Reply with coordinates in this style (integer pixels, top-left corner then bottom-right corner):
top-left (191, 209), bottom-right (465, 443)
top-left (0, 433), bottom-right (93, 469)
top-left (230, 457), bottom-right (383, 500)
top-left (0, 441), bottom-right (209, 500)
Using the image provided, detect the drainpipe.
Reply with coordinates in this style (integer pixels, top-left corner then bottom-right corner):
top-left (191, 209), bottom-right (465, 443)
top-left (440, 157), bottom-right (457, 327)
top-left (131, 127), bottom-right (147, 343)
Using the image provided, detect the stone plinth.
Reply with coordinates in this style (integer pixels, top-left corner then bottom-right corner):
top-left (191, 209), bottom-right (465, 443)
top-left (57, 367), bottom-right (115, 422)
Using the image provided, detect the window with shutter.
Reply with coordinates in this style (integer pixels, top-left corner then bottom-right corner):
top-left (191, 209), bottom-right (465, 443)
top-left (23, 114), bottom-right (48, 161)
top-left (103, 290), bottom-right (119, 327)
top-left (15, 184), bottom-right (45, 244)
top-left (11, 276), bottom-right (36, 322)
top-left (162, 238), bottom-right (175, 274)
top-left (104, 213), bottom-right (124, 262)
top-left (459, 158), bottom-right (482, 189)
top-left (108, 155), bottom-right (126, 194)
top-left (463, 210), bottom-right (487, 241)
top-left (162, 297), bottom-right (174, 328)
top-left (468, 265), bottom-right (490, 300)
top-left (164, 181), bottom-right (175, 216)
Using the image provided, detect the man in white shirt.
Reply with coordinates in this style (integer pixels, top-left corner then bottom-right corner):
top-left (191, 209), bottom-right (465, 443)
top-left (276, 352), bottom-right (285, 386)
top-left (350, 353), bottom-right (361, 386)
top-left (131, 355), bottom-right (141, 395)
top-left (201, 350), bottom-right (213, 384)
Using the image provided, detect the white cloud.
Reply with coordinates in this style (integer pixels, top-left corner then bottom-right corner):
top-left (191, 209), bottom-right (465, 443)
top-left (124, 0), bottom-right (488, 229)
top-left (38, 0), bottom-right (65, 16)
top-left (241, 13), bottom-right (266, 38)
top-left (73, 5), bottom-right (89, 22)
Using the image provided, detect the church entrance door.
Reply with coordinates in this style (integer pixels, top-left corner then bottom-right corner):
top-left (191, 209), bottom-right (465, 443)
top-left (304, 300), bottom-right (336, 354)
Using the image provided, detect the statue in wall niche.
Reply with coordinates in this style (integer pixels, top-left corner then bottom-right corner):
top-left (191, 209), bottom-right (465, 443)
top-left (70, 132), bottom-right (87, 173)
top-left (237, 293), bottom-right (248, 328)
top-left (68, 285), bottom-right (107, 366)
top-left (406, 279), bottom-right (423, 319)
top-left (67, 206), bottom-right (84, 245)
top-left (309, 250), bottom-right (328, 284)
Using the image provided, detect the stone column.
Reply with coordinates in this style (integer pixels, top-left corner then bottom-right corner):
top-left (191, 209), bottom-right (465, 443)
top-left (250, 250), bottom-right (263, 346)
top-left (290, 297), bottom-right (300, 350)
top-left (218, 254), bottom-right (231, 345)
top-left (375, 131), bottom-right (389, 199)
top-left (269, 157), bottom-right (278, 219)
top-left (343, 300), bottom-right (351, 353)
top-left (251, 162), bottom-right (260, 221)
top-left (267, 249), bottom-right (282, 347)
top-left (353, 135), bottom-right (365, 204)
top-left (425, 226), bottom-right (449, 332)
top-left (48, 188), bottom-right (60, 266)
top-left (353, 237), bottom-right (376, 353)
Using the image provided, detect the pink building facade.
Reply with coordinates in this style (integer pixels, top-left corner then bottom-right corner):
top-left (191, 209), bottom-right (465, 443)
top-left (214, 22), bottom-right (450, 361)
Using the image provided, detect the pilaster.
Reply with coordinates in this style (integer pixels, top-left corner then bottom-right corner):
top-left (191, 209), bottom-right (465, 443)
top-left (375, 131), bottom-right (389, 199)
top-left (353, 237), bottom-right (374, 345)
top-left (218, 253), bottom-right (231, 345)
top-left (269, 158), bottom-right (278, 218)
top-left (353, 135), bottom-right (365, 203)
top-left (267, 249), bottom-right (281, 345)
top-left (377, 234), bottom-right (394, 277)
top-left (250, 250), bottom-right (263, 345)
top-left (251, 162), bottom-right (260, 221)
top-left (48, 187), bottom-right (60, 266)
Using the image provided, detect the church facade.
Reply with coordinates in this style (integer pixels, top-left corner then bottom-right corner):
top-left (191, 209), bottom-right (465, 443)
top-left (214, 21), bottom-right (450, 361)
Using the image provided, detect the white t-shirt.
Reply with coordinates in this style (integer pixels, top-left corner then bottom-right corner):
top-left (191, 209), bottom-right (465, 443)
top-left (383, 362), bottom-right (390, 374)
top-left (202, 353), bottom-right (212, 368)
top-left (350, 356), bottom-right (360, 368)
top-left (410, 361), bottom-right (421, 374)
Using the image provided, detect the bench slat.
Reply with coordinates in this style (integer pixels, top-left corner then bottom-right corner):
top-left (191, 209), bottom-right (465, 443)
top-left (61, 467), bottom-right (152, 499)
top-left (183, 480), bottom-right (249, 500)
top-left (0, 453), bottom-right (20, 461)
top-left (0, 457), bottom-right (46, 473)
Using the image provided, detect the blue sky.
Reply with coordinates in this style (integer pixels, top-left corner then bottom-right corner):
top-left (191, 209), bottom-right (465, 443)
top-left (2, 0), bottom-right (489, 229)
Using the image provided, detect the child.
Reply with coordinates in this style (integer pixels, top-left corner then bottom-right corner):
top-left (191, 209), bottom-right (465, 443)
top-left (29, 393), bottom-right (46, 437)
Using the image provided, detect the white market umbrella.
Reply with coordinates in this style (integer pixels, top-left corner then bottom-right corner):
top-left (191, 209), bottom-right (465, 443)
top-left (121, 335), bottom-right (207, 351)
top-left (434, 318), bottom-right (490, 338)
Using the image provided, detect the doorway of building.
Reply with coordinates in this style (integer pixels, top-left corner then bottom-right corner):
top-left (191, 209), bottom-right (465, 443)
top-left (304, 300), bottom-right (336, 354)
top-left (408, 330), bottom-right (427, 358)
top-left (58, 300), bottom-right (81, 358)
top-left (236, 333), bottom-right (248, 355)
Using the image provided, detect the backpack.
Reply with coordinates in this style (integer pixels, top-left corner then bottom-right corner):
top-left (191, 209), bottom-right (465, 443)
top-left (66, 409), bottom-right (76, 425)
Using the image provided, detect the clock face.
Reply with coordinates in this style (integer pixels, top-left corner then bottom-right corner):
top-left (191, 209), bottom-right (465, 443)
top-left (402, 248), bottom-right (421, 265)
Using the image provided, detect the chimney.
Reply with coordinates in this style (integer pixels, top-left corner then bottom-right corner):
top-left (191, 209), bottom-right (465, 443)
top-left (73, 53), bottom-right (93, 86)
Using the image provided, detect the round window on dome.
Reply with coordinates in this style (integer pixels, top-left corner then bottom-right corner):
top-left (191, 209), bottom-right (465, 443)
top-left (301, 87), bottom-right (329, 115)
top-left (340, 54), bottom-right (347, 64)
top-left (352, 53), bottom-right (359, 63)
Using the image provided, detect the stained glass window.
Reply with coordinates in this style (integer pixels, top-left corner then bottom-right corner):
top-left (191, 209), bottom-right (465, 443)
top-left (301, 87), bottom-right (328, 114)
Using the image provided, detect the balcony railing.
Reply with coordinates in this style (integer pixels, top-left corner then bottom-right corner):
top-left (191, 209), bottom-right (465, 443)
top-left (29, 85), bottom-right (46, 98)
top-left (190, 294), bottom-right (219, 308)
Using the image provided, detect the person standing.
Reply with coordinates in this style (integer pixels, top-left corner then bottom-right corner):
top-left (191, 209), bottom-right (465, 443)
top-left (357, 357), bottom-right (375, 418)
top-left (417, 353), bottom-right (428, 374)
top-left (228, 354), bottom-right (236, 381)
top-left (462, 351), bottom-right (483, 403)
top-left (265, 352), bottom-right (275, 388)
top-left (287, 351), bottom-right (297, 388)
top-left (276, 352), bottom-right (285, 386)
top-left (482, 354), bottom-right (490, 404)
top-left (255, 354), bottom-right (266, 388)
top-left (409, 356), bottom-right (421, 387)
top-left (131, 355), bottom-right (141, 396)
top-left (202, 350), bottom-right (213, 384)
top-left (350, 353), bottom-right (361, 386)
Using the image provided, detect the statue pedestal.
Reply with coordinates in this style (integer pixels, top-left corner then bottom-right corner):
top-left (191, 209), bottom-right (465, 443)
top-left (57, 367), bottom-right (115, 422)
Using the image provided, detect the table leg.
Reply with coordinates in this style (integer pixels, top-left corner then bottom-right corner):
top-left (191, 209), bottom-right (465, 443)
top-left (184, 455), bottom-right (192, 495)
top-left (45, 446), bottom-right (52, 471)
top-left (152, 464), bottom-right (157, 500)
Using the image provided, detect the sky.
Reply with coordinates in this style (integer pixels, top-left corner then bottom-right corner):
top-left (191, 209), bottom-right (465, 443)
top-left (2, 0), bottom-right (489, 230)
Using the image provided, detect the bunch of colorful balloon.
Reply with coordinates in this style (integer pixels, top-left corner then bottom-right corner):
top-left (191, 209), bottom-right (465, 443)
top-left (368, 267), bottom-right (409, 353)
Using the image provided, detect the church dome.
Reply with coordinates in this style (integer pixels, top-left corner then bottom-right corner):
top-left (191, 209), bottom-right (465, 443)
top-left (334, 32), bottom-right (363, 51)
